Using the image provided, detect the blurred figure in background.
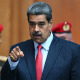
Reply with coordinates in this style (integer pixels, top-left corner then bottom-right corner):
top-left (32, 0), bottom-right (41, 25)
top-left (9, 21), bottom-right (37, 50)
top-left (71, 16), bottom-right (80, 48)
top-left (51, 22), bottom-right (73, 42)
top-left (0, 25), bottom-right (7, 80)
top-left (0, 24), bottom-right (3, 80)
top-left (0, 24), bottom-right (3, 45)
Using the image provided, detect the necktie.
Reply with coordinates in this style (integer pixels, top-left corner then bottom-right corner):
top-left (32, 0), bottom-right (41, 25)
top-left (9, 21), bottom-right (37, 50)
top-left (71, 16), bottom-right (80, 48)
top-left (36, 45), bottom-right (43, 80)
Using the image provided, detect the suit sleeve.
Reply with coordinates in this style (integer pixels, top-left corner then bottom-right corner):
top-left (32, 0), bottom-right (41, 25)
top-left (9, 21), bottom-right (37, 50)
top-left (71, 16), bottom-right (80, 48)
top-left (71, 45), bottom-right (80, 80)
top-left (1, 45), bottom-right (18, 80)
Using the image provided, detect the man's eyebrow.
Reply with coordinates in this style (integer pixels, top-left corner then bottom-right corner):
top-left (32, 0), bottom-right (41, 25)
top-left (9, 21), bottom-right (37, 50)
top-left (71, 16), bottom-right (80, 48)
top-left (38, 21), bottom-right (45, 23)
top-left (29, 21), bottom-right (45, 24)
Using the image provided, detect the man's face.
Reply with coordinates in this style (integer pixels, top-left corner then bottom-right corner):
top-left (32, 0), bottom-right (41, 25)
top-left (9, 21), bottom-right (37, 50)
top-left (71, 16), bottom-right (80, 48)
top-left (0, 33), bottom-right (2, 45)
top-left (28, 14), bottom-right (52, 44)
top-left (54, 33), bottom-right (73, 41)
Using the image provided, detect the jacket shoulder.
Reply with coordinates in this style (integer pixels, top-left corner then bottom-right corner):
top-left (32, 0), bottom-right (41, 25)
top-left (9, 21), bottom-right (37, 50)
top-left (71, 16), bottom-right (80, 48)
top-left (56, 35), bottom-right (80, 49)
top-left (10, 39), bottom-right (33, 52)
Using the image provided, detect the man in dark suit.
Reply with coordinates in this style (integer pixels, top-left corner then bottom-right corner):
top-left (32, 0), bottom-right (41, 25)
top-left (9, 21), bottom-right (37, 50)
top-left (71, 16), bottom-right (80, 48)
top-left (1, 2), bottom-right (80, 80)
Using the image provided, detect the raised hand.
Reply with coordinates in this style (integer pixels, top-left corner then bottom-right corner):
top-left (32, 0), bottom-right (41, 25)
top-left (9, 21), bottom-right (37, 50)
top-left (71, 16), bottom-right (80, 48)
top-left (10, 46), bottom-right (24, 62)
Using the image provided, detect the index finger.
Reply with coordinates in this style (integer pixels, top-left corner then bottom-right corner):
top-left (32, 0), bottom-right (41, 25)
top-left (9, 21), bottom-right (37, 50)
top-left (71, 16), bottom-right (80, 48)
top-left (15, 46), bottom-right (21, 52)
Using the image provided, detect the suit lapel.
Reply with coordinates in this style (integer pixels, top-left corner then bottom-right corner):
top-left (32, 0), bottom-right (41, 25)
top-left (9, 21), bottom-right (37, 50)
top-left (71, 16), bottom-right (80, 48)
top-left (42, 36), bottom-right (63, 80)
top-left (25, 40), bottom-right (36, 80)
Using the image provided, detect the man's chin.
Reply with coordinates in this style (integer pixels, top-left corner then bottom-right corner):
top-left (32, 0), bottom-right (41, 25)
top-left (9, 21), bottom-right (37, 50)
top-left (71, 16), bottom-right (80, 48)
top-left (34, 39), bottom-right (42, 44)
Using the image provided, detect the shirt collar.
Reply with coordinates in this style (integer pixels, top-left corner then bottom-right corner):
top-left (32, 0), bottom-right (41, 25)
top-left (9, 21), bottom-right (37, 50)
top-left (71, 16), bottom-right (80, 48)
top-left (34, 32), bottom-right (53, 50)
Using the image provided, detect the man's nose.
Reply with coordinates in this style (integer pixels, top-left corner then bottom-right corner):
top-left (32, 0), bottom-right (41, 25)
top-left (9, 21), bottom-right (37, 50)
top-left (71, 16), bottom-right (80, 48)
top-left (34, 25), bottom-right (39, 31)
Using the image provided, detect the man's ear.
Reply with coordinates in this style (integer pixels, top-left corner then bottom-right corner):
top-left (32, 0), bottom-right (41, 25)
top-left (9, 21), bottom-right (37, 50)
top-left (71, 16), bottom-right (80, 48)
top-left (49, 19), bottom-right (53, 30)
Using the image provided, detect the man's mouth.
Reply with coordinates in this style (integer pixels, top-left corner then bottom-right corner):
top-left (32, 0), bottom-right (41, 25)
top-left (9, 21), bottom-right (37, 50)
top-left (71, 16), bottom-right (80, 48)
top-left (32, 32), bottom-right (42, 39)
top-left (33, 35), bottom-right (41, 38)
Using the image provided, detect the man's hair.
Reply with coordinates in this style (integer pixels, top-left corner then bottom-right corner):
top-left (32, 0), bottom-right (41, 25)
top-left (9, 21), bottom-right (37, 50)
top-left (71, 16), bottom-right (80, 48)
top-left (27, 2), bottom-right (52, 22)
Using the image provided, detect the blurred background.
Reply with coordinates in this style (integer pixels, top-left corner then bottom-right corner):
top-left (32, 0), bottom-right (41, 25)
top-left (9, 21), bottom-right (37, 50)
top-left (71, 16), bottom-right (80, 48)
top-left (0, 0), bottom-right (80, 57)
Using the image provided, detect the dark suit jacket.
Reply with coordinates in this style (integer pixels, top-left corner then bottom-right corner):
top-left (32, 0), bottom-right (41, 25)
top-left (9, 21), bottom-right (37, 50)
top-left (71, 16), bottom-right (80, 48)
top-left (1, 35), bottom-right (80, 80)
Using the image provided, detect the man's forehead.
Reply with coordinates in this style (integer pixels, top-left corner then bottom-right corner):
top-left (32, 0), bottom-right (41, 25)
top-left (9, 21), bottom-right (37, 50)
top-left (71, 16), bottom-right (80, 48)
top-left (29, 21), bottom-right (45, 23)
top-left (29, 14), bottom-right (46, 19)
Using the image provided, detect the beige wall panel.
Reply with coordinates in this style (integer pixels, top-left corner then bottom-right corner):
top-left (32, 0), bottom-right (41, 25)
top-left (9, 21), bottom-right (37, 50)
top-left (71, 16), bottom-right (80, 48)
top-left (0, 0), bottom-right (11, 56)
top-left (10, 0), bottom-right (35, 44)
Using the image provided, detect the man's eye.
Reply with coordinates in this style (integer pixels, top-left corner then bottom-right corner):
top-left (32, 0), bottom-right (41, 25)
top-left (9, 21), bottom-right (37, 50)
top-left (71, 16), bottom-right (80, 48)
top-left (38, 23), bottom-right (45, 26)
top-left (29, 23), bottom-right (35, 26)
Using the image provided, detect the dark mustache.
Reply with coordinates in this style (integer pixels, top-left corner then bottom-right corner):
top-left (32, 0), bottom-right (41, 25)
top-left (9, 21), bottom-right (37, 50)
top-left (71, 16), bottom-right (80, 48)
top-left (33, 32), bottom-right (42, 36)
